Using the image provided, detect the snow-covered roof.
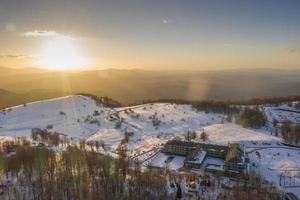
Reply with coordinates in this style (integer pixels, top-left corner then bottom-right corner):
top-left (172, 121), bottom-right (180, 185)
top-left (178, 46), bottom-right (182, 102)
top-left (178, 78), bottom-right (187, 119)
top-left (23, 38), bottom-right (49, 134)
top-left (185, 150), bottom-right (207, 164)
top-left (206, 164), bottom-right (224, 172)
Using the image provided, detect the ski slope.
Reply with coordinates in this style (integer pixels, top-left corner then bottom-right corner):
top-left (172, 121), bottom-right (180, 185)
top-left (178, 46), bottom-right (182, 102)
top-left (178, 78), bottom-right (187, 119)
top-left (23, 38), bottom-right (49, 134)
top-left (0, 95), bottom-right (280, 155)
top-left (264, 105), bottom-right (300, 124)
top-left (0, 95), bottom-right (223, 153)
top-left (249, 147), bottom-right (300, 196)
top-left (0, 95), bottom-right (117, 141)
top-left (201, 123), bottom-right (280, 145)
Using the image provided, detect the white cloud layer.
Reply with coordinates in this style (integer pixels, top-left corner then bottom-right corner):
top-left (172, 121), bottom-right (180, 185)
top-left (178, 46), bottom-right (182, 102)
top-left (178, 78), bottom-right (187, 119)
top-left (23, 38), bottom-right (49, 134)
top-left (22, 30), bottom-right (74, 40)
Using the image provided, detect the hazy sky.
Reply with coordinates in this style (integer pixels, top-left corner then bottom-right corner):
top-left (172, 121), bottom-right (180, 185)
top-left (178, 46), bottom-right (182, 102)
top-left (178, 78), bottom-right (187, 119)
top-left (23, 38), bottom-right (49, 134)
top-left (0, 0), bottom-right (300, 70)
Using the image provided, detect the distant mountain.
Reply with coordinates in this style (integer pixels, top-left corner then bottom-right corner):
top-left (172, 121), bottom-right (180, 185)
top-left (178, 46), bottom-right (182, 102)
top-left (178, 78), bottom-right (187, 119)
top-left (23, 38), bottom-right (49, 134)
top-left (0, 67), bottom-right (300, 107)
top-left (0, 88), bottom-right (24, 108)
top-left (0, 88), bottom-right (11, 95)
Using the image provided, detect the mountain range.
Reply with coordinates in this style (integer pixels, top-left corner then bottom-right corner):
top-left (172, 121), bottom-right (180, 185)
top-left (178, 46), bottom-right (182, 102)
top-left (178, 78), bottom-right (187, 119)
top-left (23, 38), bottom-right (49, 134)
top-left (1, 67), bottom-right (300, 107)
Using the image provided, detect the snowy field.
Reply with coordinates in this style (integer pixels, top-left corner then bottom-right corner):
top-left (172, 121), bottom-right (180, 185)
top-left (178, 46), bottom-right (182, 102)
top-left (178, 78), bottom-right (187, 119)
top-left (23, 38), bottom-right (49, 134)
top-left (117, 102), bottom-right (225, 155)
top-left (0, 95), bottom-right (224, 155)
top-left (0, 95), bottom-right (116, 140)
top-left (0, 95), bottom-right (283, 155)
top-left (264, 105), bottom-right (300, 125)
top-left (200, 123), bottom-right (280, 145)
top-left (249, 146), bottom-right (300, 197)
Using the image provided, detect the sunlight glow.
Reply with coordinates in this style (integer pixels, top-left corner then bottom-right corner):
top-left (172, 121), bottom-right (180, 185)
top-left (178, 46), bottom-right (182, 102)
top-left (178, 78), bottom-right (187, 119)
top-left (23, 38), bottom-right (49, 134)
top-left (37, 36), bottom-right (88, 70)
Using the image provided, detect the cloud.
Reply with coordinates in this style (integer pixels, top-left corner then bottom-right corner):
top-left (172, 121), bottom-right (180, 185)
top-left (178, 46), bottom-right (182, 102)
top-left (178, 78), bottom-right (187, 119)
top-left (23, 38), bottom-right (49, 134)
top-left (23, 30), bottom-right (58, 37)
top-left (283, 47), bottom-right (300, 53)
top-left (22, 30), bottom-right (74, 40)
top-left (0, 54), bottom-right (36, 59)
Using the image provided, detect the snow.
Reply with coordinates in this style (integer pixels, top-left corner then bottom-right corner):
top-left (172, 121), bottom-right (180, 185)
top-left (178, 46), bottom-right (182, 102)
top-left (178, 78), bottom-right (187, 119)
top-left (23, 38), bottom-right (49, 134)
top-left (0, 96), bottom-right (233, 154)
top-left (200, 123), bottom-right (281, 145)
top-left (0, 95), bottom-right (116, 140)
top-left (0, 135), bottom-right (14, 142)
top-left (148, 153), bottom-right (185, 171)
top-left (117, 103), bottom-right (224, 153)
top-left (0, 95), bottom-right (282, 156)
top-left (148, 152), bottom-right (169, 168)
top-left (1, 95), bottom-right (300, 197)
top-left (185, 151), bottom-right (207, 164)
top-left (249, 147), bottom-right (300, 198)
top-left (86, 129), bottom-right (124, 150)
top-left (206, 164), bottom-right (224, 171)
top-left (264, 106), bottom-right (300, 124)
top-left (203, 157), bottom-right (225, 166)
top-left (168, 156), bottom-right (185, 170)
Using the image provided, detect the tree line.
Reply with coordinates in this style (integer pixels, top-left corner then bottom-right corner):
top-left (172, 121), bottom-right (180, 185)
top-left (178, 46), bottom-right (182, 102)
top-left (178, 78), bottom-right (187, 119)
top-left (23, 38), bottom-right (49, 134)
top-left (0, 142), bottom-right (170, 200)
top-left (133, 95), bottom-right (300, 107)
top-left (237, 107), bottom-right (266, 128)
top-left (0, 138), bottom-right (283, 200)
top-left (279, 121), bottom-right (300, 145)
top-left (78, 93), bottom-right (121, 108)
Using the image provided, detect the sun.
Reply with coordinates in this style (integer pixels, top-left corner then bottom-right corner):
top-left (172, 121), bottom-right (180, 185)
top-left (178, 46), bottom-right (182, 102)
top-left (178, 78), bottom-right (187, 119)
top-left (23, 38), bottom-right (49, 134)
top-left (37, 36), bottom-right (88, 70)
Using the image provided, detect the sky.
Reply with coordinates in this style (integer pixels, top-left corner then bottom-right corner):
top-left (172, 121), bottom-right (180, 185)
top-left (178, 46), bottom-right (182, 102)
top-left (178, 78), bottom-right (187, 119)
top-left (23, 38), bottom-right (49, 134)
top-left (0, 0), bottom-right (300, 71)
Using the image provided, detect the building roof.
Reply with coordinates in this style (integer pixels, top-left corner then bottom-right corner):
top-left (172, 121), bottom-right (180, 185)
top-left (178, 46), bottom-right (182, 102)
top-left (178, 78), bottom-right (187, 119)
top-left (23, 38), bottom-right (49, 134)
top-left (206, 164), bottom-right (224, 172)
top-left (185, 150), bottom-right (207, 164)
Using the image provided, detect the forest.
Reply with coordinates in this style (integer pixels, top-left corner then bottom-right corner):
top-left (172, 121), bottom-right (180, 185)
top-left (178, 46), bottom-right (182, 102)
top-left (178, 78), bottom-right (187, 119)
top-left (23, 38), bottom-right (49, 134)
top-left (0, 137), bottom-right (282, 200)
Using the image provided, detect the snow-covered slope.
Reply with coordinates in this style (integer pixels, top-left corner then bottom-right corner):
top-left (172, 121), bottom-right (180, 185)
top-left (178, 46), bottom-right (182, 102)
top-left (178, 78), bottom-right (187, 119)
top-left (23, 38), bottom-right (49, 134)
top-left (249, 146), bottom-right (300, 197)
top-left (264, 105), bottom-right (300, 124)
top-left (201, 123), bottom-right (280, 145)
top-left (88, 102), bottom-right (225, 155)
top-left (0, 95), bottom-right (116, 141)
top-left (1, 95), bottom-right (299, 197)
top-left (0, 95), bottom-right (280, 155)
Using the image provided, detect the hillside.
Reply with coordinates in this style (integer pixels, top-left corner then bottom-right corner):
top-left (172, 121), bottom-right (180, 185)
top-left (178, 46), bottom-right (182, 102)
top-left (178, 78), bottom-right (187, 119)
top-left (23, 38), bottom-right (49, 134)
top-left (0, 88), bottom-right (25, 108)
top-left (0, 95), bottom-right (278, 155)
top-left (0, 95), bottom-right (223, 154)
top-left (0, 95), bottom-right (116, 140)
top-left (1, 95), bottom-right (300, 198)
